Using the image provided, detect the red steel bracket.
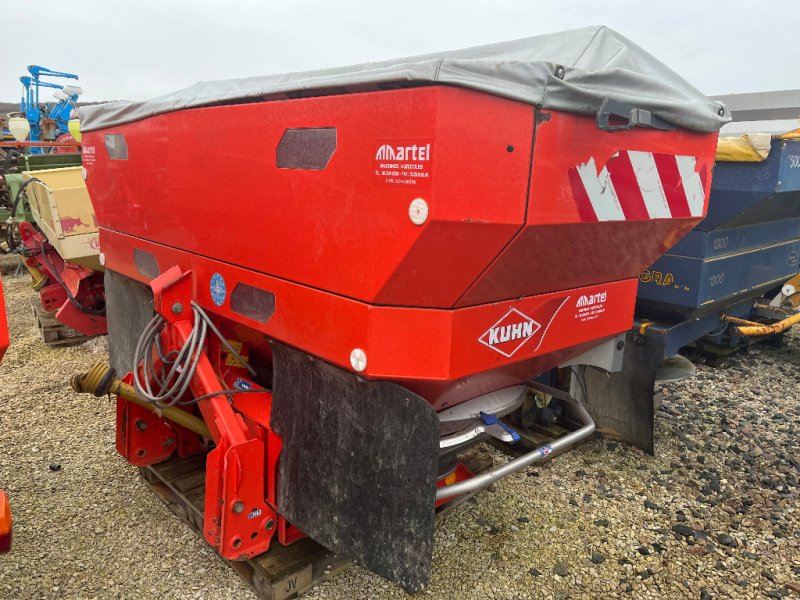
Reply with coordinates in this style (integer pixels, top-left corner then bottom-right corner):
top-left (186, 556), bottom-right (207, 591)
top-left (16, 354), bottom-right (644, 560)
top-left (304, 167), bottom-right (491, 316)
top-left (18, 221), bottom-right (107, 336)
top-left (146, 266), bottom-right (276, 559)
top-left (116, 373), bottom-right (181, 467)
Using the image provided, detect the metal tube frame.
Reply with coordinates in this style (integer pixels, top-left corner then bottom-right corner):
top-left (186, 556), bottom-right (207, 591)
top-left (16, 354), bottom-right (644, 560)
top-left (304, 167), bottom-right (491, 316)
top-left (436, 382), bottom-right (595, 500)
top-left (722, 310), bottom-right (800, 337)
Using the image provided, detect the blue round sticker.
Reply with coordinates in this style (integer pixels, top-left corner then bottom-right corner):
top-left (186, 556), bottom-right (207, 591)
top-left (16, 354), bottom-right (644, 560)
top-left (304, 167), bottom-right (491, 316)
top-left (210, 273), bottom-right (227, 306)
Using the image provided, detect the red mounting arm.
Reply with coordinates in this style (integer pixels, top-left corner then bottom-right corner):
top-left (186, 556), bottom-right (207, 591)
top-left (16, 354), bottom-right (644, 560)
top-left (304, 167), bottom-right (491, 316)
top-left (126, 266), bottom-right (279, 559)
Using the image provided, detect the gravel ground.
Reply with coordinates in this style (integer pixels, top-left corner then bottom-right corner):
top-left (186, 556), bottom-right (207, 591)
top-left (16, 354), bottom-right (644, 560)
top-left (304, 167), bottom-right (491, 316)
top-left (1, 252), bottom-right (798, 599)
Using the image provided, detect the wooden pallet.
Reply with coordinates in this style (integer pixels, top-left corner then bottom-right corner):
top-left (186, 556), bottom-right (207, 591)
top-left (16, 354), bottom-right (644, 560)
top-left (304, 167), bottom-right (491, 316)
top-left (139, 448), bottom-right (493, 600)
top-left (30, 297), bottom-right (90, 346)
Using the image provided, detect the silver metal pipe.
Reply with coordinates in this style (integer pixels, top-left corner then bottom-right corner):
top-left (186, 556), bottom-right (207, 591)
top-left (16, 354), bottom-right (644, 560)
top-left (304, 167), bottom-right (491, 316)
top-left (435, 397), bottom-right (595, 501)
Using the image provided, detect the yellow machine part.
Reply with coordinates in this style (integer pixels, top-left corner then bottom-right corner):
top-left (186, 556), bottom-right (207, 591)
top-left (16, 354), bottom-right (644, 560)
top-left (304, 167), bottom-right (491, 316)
top-left (716, 133), bottom-right (772, 162)
top-left (22, 261), bottom-right (48, 291)
top-left (784, 273), bottom-right (800, 308)
top-left (71, 363), bottom-right (211, 439)
top-left (723, 311), bottom-right (800, 337)
top-left (716, 128), bottom-right (800, 163)
top-left (68, 119), bottom-right (81, 142)
top-left (22, 167), bottom-right (102, 271)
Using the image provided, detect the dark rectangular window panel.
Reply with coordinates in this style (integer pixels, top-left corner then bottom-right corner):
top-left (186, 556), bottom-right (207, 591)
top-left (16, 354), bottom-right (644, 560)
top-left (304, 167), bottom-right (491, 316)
top-left (104, 133), bottom-right (128, 160)
top-left (133, 249), bottom-right (160, 279)
top-left (230, 283), bottom-right (275, 324)
top-left (276, 128), bottom-right (336, 170)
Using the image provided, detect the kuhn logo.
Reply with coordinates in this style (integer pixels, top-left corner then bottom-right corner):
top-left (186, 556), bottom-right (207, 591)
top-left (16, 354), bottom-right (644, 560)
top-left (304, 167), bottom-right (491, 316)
top-left (576, 291), bottom-right (607, 307)
top-left (478, 308), bottom-right (541, 358)
top-left (375, 143), bottom-right (431, 161)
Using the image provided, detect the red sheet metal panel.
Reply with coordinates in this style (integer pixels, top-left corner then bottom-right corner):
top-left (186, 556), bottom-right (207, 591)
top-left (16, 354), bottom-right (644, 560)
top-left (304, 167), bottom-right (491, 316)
top-left (99, 230), bottom-right (634, 410)
top-left (455, 111), bottom-right (718, 306)
top-left (84, 85), bottom-right (717, 408)
top-left (83, 86), bottom-right (535, 308)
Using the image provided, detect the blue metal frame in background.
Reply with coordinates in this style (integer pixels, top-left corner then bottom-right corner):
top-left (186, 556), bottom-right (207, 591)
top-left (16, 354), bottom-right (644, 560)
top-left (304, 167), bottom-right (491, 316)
top-left (635, 137), bottom-right (800, 353)
top-left (18, 65), bottom-right (80, 154)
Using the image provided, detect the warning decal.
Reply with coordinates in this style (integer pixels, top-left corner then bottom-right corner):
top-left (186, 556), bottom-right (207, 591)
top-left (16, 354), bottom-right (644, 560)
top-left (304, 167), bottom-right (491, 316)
top-left (374, 141), bottom-right (432, 187)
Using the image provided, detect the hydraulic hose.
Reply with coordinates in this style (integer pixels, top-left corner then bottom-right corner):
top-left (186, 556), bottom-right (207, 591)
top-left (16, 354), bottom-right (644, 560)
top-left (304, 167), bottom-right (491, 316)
top-left (38, 239), bottom-right (105, 315)
top-left (132, 301), bottom-right (263, 410)
top-left (4, 177), bottom-right (42, 252)
top-left (0, 148), bottom-right (20, 174)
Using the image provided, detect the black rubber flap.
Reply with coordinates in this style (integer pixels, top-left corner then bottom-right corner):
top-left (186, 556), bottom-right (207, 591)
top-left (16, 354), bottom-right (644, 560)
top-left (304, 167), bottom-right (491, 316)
top-left (105, 270), bottom-right (154, 375)
top-left (582, 332), bottom-right (661, 455)
top-left (270, 342), bottom-right (439, 592)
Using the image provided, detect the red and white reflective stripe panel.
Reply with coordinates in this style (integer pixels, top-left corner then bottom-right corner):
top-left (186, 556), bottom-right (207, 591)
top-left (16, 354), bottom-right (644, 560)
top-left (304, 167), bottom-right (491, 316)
top-left (569, 151), bottom-right (707, 222)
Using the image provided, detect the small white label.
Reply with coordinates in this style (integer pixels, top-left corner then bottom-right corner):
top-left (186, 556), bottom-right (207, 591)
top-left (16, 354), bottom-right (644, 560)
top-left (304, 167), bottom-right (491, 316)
top-left (233, 377), bottom-right (253, 391)
top-left (575, 291), bottom-right (607, 323)
top-left (374, 141), bottom-right (432, 187)
top-left (82, 145), bottom-right (96, 166)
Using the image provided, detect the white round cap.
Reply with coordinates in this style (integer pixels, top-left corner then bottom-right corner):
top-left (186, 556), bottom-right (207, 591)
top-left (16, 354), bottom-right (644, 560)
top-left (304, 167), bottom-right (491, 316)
top-left (409, 198), bottom-right (428, 225)
top-left (349, 348), bottom-right (367, 372)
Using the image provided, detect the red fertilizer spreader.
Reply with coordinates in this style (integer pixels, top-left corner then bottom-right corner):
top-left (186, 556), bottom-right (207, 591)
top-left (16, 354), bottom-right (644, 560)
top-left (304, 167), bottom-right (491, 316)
top-left (74, 27), bottom-right (726, 590)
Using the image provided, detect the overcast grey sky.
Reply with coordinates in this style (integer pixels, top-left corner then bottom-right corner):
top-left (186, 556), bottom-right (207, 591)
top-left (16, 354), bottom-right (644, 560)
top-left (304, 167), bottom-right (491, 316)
top-left (3, 0), bottom-right (797, 102)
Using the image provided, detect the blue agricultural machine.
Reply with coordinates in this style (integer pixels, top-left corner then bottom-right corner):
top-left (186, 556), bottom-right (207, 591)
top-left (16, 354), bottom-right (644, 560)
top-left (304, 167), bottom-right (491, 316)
top-left (0, 66), bottom-right (104, 343)
top-left (582, 90), bottom-right (800, 453)
top-left (1, 66), bottom-right (83, 250)
top-left (2, 65), bottom-right (82, 153)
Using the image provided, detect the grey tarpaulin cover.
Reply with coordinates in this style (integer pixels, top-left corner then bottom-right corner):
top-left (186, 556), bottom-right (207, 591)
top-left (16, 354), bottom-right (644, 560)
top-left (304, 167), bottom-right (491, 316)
top-left (80, 26), bottom-right (729, 133)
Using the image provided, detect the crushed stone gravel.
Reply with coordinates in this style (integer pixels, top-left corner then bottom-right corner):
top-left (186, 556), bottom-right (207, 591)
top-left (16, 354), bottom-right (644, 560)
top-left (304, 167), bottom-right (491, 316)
top-left (1, 253), bottom-right (798, 599)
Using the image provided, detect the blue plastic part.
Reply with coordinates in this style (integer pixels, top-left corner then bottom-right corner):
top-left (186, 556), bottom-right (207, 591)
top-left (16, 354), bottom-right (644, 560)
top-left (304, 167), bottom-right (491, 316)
top-left (479, 411), bottom-right (521, 443)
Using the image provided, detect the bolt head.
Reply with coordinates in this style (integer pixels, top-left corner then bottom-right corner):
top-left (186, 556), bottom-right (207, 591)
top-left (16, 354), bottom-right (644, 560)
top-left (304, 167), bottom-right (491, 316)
top-left (171, 302), bottom-right (184, 315)
top-left (350, 348), bottom-right (367, 372)
top-left (232, 501), bottom-right (245, 514)
top-left (409, 198), bottom-right (429, 226)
